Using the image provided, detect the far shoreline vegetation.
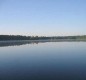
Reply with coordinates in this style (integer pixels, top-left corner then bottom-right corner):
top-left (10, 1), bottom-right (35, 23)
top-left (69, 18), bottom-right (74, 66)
top-left (0, 35), bottom-right (86, 41)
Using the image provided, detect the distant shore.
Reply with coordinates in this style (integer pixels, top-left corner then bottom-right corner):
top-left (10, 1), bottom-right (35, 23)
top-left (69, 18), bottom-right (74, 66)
top-left (0, 39), bottom-right (86, 43)
top-left (0, 35), bottom-right (86, 42)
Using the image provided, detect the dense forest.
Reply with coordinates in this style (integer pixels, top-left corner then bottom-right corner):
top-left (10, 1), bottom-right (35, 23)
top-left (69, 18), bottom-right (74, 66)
top-left (0, 35), bottom-right (50, 40)
top-left (0, 35), bottom-right (86, 41)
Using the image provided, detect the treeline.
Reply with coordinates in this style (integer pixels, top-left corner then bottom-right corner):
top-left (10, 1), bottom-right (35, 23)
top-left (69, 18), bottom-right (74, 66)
top-left (0, 35), bottom-right (50, 40)
top-left (0, 35), bottom-right (86, 41)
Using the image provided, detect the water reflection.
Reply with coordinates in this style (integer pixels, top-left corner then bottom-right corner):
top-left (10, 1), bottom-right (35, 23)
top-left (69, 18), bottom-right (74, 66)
top-left (0, 41), bottom-right (47, 47)
top-left (0, 40), bottom-right (86, 47)
top-left (0, 42), bottom-right (86, 80)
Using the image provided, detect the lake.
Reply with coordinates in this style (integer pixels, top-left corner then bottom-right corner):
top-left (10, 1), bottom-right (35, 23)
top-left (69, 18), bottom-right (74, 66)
top-left (0, 41), bottom-right (86, 80)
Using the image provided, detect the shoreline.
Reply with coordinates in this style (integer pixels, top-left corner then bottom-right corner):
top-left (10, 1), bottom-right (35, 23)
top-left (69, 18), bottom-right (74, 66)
top-left (0, 39), bottom-right (86, 43)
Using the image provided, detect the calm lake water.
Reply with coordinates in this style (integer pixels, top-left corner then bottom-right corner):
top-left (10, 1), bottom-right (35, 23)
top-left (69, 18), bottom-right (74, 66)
top-left (0, 41), bottom-right (86, 80)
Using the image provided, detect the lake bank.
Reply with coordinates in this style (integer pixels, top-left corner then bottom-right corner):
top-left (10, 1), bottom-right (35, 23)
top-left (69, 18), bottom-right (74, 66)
top-left (0, 39), bottom-right (86, 43)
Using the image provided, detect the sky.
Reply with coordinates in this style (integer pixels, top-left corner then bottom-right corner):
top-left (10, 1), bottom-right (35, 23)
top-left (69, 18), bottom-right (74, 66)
top-left (0, 0), bottom-right (86, 36)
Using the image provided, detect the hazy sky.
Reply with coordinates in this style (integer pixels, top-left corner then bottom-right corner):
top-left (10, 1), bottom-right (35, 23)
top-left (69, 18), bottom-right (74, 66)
top-left (0, 0), bottom-right (86, 36)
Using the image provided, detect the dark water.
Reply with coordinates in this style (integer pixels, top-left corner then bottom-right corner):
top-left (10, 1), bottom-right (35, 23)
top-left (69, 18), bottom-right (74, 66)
top-left (0, 41), bottom-right (86, 80)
